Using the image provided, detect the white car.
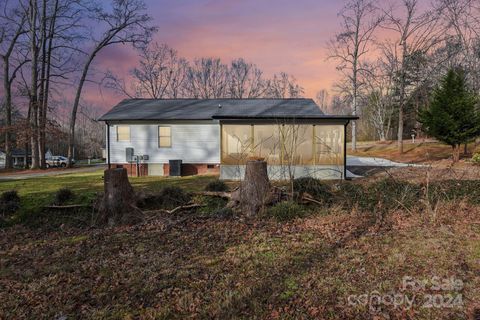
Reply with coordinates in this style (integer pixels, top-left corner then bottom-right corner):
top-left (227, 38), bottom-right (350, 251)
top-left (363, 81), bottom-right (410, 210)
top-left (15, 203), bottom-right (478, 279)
top-left (46, 156), bottom-right (74, 168)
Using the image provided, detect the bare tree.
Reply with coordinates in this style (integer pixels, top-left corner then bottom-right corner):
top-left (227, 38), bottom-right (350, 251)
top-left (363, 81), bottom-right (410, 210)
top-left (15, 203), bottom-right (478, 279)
top-left (267, 72), bottom-right (304, 98)
top-left (107, 43), bottom-right (189, 99)
top-left (0, 2), bottom-right (27, 169)
top-left (27, 0), bottom-right (40, 169)
top-left (132, 43), bottom-right (178, 98)
top-left (362, 60), bottom-right (395, 141)
top-left (315, 89), bottom-right (330, 113)
top-left (437, 0), bottom-right (480, 92)
top-left (67, 0), bottom-right (155, 166)
top-left (383, 0), bottom-right (445, 153)
top-left (184, 57), bottom-right (228, 98)
top-left (328, 0), bottom-right (383, 151)
top-left (228, 58), bottom-right (268, 98)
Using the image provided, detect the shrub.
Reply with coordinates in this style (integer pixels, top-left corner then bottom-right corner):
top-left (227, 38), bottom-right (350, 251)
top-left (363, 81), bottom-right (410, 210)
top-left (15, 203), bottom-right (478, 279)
top-left (472, 152), bottom-right (480, 165)
top-left (158, 186), bottom-right (191, 209)
top-left (213, 207), bottom-right (234, 218)
top-left (293, 177), bottom-right (332, 203)
top-left (0, 190), bottom-right (20, 216)
top-left (205, 180), bottom-right (229, 192)
top-left (54, 188), bottom-right (74, 205)
top-left (267, 201), bottom-right (306, 221)
top-left (195, 195), bottom-right (228, 215)
top-left (336, 179), bottom-right (421, 213)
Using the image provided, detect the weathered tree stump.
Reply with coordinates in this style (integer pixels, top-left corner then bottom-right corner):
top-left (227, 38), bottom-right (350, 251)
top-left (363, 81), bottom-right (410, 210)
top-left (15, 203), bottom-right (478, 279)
top-left (231, 160), bottom-right (271, 216)
top-left (96, 168), bottom-right (142, 225)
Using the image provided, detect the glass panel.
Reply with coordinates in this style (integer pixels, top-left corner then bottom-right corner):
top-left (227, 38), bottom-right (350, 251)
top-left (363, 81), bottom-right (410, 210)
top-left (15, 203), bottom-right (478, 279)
top-left (117, 126), bottom-right (130, 141)
top-left (314, 125), bottom-right (344, 165)
top-left (221, 125), bottom-right (252, 165)
top-left (253, 125), bottom-right (281, 164)
top-left (159, 137), bottom-right (171, 148)
top-left (281, 125), bottom-right (314, 165)
top-left (159, 126), bottom-right (171, 137)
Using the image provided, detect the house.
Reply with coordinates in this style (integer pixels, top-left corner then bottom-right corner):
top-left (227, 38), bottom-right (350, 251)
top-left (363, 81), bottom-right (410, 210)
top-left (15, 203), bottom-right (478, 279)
top-left (98, 98), bottom-right (358, 180)
top-left (0, 151), bottom-right (5, 169)
top-left (0, 149), bottom-right (53, 168)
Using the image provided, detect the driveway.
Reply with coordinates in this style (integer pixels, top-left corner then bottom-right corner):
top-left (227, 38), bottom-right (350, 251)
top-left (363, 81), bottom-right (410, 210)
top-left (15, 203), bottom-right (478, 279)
top-left (0, 164), bottom-right (106, 181)
top-left (346, 156), bottom-right (423, 177)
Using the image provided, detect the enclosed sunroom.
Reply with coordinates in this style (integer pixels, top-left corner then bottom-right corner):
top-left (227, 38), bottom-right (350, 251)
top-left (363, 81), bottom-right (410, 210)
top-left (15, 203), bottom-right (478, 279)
top-left (218, 119), bottom-right (350, 180)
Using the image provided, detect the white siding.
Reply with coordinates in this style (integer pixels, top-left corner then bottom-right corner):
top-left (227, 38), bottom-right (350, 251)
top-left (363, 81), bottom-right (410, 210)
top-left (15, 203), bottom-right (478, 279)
top-left (107, 122), bottom-right (220, 164)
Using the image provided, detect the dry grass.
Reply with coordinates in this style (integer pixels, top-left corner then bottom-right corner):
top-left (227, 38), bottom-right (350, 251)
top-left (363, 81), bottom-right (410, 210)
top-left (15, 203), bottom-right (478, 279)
top-left (350, 139), bottom-right (479, 164)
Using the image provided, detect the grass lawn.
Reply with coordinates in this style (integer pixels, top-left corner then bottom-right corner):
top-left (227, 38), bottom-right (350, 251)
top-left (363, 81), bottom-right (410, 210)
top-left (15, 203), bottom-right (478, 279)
top-left (1, 168), bottom-right (480, 319)
top-left (0, 170), bottom-right (218, 227)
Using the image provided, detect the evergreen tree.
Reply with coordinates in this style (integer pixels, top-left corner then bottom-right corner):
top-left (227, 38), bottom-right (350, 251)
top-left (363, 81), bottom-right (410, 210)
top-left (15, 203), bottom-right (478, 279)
top-left (419, 68), bottom-right (480, 162)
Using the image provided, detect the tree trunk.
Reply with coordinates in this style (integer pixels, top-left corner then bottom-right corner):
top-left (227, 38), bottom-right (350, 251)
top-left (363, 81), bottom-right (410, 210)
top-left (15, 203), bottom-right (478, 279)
top-left (397, 104), bottom-right (404, 154)
top-left (3, 61), bottom-right (12, 169)
top-left (29, 0), bottom-right (39, 169)
top-left (452, 144), bottom-right (460, 163)
top-left (237, 160), bottom-right (271, 216)
top-left (96, 168), bottom-right (142, 225)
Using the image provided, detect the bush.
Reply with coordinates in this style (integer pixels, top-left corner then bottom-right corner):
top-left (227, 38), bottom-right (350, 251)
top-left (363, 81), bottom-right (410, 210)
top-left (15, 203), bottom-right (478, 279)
top-left (54, 188), bottom-right (74, 205)
top-left (195, 195), bottom-right (228, 215)
top-left (205, 180), bottom-right (229, 192)
top-left (158, 186), bottom-right (191, 209)
top-left (267, 201), bottom-right (306, 221)
top-left (293, 177), bottom-right (332, 203)
top-left (0, 190), bottom-right (20, 216)
top-left (472, 152), bottom-right (480, 165)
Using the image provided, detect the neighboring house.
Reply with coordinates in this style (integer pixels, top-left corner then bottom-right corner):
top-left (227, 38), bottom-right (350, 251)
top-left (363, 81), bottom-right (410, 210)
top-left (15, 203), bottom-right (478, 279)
top-left (0, 151), bottom-right (5, 169)
top-left (0, 149), bottom-right (53, 168)
top-left (98, 98), bottom-right (358, 180)
top-left (12, 149), bottom-right (31, 167)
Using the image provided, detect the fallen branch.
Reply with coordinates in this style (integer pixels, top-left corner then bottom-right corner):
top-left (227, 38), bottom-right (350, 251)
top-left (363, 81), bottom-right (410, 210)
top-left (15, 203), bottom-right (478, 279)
top-left (301, 195), bottom-right (324, 206)
top-left (44, 204), bottom-right (91, 209)
top-left (144, 203), bottom-right (205, 215)
top-left (193, 191), bottom-right (232, 199)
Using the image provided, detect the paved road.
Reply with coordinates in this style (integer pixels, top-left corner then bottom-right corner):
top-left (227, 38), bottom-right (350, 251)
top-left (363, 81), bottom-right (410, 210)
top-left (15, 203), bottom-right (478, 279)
top-left (0, 164), bottom-right (106, 181)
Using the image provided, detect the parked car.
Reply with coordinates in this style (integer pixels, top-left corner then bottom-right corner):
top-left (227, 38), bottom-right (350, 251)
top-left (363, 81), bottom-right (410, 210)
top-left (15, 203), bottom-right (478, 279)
top-left (45, 156), bottom-right (74, 168)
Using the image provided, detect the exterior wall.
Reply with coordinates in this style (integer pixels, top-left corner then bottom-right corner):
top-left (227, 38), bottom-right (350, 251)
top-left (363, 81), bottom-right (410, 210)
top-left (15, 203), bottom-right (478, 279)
top-left (113, 163), bottom-right (148, 177)
top-left (107, 122), bottom-right (221, 166)
top-left (220, 164), bottom-right (344, 180)
top-left (163, 163), bottom-right (220, 176)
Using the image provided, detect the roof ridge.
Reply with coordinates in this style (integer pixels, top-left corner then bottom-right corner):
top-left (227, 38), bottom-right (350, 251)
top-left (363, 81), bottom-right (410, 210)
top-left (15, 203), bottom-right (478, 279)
top-left (121, 98), bottom-right (313, 101)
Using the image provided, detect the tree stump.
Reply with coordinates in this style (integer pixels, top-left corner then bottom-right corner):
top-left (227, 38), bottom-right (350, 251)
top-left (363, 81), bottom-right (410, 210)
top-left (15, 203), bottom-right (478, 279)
top-left (96, 168), bottom-right (142, 225)
top-left (232, 160), bottom-right (271, 216)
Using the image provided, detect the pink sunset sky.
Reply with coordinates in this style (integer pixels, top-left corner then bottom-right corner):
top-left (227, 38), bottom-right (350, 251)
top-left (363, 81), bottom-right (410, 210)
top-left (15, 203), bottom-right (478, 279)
top-left (87, 0), bottom-right (348, 111)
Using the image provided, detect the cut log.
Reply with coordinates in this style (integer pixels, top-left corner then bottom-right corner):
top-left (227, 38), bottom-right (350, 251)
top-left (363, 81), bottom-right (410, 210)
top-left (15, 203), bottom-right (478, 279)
top-left (238, 160), bottom-right (271, 216)
top-left (193, 191), bottom-right (232, 199)
top-left (96, 168), bottom-right (142, 225)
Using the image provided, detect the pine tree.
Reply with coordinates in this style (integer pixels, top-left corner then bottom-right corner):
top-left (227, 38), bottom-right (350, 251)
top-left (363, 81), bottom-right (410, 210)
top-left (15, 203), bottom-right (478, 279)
top-left (419, 68), bottom-right (480, 162)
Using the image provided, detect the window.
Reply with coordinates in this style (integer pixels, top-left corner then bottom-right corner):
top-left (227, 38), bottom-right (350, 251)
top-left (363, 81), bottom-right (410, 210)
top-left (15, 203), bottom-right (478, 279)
top-left (158, 126), bottom-right (172, 148)
top-left (116, 126), bottom-right (130, 141)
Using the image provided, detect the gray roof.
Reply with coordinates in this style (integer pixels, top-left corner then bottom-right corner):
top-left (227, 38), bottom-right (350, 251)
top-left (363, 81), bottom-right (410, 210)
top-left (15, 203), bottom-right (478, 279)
top-left (98, 98), bottom-right (357, 121)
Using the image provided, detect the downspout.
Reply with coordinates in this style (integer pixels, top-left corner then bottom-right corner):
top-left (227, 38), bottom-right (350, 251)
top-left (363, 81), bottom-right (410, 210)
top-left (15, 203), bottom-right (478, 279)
top-left (344, 121), bottom-right (349, 180)
top-left (106, 122), bottom-right (111, 169)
